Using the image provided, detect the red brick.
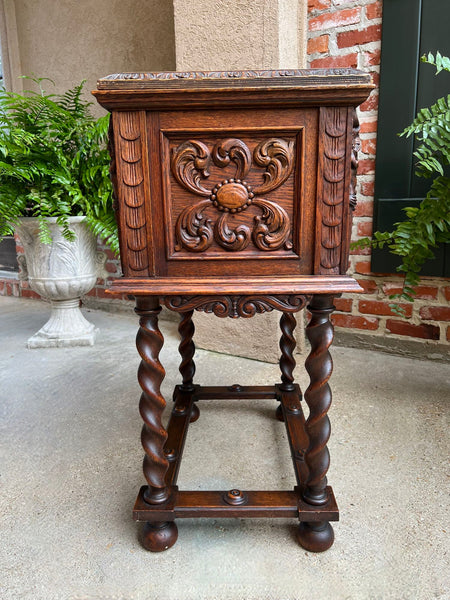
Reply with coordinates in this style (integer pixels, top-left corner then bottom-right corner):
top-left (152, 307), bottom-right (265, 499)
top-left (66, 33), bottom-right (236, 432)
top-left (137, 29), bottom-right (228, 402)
top-left (369, 71), bottom-right (380, 87)
top-left (443, 286), bottom-right (450, 302)
top-left (359, 119), bottom-right (378, 134)
top-left (358, 159), bottom-right (376, 175)
top-left (382, 283), bottom-right (438, 300)
top-left (419, 306), bottom-right (450, 321)
top-left (356, 278), bottom-right (378, 294)
top-left (309, 7), bottom-right (360, 31)
top-left (357, 221), bottom-right (373, 236)
top-left (355, 260), bottom-right (372, 274)
top-left (310, 53), bottom-right (358, 69)
top-left (361, 137), bottom-right (377, 156)
top-left (95, 287), bottom-right (112, 299)
top-left (350, 244), bottom-right (371, 256)
top-left (360, 181), bottom-right (375, 196)
top-left (0, 281), bottom-right (4, 293)
top-left (386, 319), bottom-right (440, 340)
top-left (307, 34), bottom-right (329, 54)
top-left (359, 299), bottom-right (413, 318)
top-left (104, 248), bottom-right (117, 260)
top-left (332, 313), bottom-right (379, 330)
top-left (308, 0), bottom-right (331, 12)
top-left (366, 1), bottom-right (383, 20)
top-left (15, 244), bottom-right (24, 253)
top-left (366, 49), bottom-right (381, 67)
top-left (334, 297), bottom-right (353, 312)
top-left (105, 262), bottom-right (118, 274)
top-left (360, 92), bottom-right (379, 112)
top-left (354, 199), bottom-right (374, 217)
top-left (337, 25), bottom-right (382, 49)
top-left (21, 289), bottom-right (40, 299)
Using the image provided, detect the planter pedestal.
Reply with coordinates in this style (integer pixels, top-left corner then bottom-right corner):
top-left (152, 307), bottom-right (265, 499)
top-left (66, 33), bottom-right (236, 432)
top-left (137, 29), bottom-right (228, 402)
top-left (27, 297), bottom-right (97, 348)
top-left (16, 217), bottom-right (106, 348)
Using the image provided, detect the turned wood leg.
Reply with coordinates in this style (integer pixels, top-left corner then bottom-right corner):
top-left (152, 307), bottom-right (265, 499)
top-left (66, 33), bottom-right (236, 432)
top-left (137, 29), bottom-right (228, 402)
top-left (297, 294), bottom-right (335, 552)
top-left (135, 297), bottom-right (177, 552)
top-left (178, 310), bottom-right (199, 422)
top-left (276, 312), bottom-right (297, 420)
top-left (135, 298), bottom-right (171, 505)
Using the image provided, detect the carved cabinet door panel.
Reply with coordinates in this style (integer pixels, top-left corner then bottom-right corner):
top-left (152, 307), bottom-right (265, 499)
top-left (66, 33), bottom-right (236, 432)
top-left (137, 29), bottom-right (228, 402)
top-left (152, 108), bottom-right (319, 278)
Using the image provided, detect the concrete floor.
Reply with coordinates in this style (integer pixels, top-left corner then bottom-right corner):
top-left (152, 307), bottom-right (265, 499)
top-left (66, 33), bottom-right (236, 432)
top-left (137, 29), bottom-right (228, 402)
top-left (0, 295), bottom-right (449, 600)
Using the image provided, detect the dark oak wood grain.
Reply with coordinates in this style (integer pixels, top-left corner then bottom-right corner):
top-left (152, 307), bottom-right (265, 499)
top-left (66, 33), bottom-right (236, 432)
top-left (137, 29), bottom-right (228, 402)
top-left (96, 69), bottom-right (371, 553)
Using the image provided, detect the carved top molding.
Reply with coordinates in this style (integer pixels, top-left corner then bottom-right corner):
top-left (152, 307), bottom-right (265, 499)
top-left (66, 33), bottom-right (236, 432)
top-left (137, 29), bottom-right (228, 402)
top-left (97, 69), bottom-right (373, 90)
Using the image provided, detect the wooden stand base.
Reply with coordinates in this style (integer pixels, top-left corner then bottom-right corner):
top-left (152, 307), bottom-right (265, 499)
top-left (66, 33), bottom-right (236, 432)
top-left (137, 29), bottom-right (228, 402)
top-left (134, 295), bottom-right (338, 553)
top-left (133, 384), bottom-right (339, 552)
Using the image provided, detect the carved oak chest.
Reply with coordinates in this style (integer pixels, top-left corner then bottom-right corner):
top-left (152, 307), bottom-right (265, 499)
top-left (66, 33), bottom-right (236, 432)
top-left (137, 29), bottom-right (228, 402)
top-left (94, 70), bottom-right (373, 553)
top-left (94, 69), bottom-right (373, 297)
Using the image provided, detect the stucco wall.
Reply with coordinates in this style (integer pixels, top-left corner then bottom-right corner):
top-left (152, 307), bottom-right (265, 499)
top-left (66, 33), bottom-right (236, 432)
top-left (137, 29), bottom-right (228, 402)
top-left (6, 0), bottom-right (176, 101)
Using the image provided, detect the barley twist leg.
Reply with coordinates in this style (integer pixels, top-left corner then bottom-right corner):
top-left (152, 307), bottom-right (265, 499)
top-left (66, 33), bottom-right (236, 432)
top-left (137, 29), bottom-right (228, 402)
top-left (178, 310), bottom-right (199, 422)
top-left (297, 294), bottom-right (335, 552)
top-left (276, 312), bottom-right (297, 420)
top-left (135, 297), bottom-right (177, 552)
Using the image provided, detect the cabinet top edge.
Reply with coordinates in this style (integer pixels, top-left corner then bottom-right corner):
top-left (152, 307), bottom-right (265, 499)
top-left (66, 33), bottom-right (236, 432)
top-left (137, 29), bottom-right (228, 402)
top-left (96, 68), bottom-right (373, 91)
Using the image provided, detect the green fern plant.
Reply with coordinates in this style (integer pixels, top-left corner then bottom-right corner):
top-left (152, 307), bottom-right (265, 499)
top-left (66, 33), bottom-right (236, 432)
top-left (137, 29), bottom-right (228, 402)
top-left (0, 77), bottom-right (118, 254)
top-left (353, 52), bottom-right (450, 307)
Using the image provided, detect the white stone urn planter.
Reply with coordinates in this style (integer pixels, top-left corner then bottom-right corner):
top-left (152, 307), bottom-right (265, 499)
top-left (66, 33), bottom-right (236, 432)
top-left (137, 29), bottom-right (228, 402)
top-left (16, 216), bottom-right (107, 348)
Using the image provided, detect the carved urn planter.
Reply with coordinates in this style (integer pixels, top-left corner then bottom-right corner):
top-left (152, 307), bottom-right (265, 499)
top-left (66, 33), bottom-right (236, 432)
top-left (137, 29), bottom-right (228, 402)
top-left (16, 216), bottom-right (106, 348)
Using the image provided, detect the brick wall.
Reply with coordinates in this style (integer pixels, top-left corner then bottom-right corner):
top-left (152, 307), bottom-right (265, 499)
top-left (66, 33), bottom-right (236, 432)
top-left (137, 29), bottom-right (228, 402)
top-left (307, 0), bottom-right (449, 350)
top-left (1, 0), bottom-right (448, 353)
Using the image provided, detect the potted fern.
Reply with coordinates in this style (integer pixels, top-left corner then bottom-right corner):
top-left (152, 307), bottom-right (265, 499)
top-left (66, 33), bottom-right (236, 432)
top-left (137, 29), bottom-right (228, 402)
top-left (354, 52), bottom-right (450, 310)
top-left (0, 77), bottom-right (118, 347)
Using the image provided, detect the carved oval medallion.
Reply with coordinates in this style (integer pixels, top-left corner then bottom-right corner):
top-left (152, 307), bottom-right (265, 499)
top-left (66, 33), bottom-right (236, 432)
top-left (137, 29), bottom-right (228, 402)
top-left (211, 179), bottom-right (254, 213)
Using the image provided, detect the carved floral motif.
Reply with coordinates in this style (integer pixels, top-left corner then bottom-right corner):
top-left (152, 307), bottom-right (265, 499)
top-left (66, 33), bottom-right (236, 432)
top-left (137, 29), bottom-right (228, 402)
top-left (164, 294), bottom-right (308, 318)
top-left (171, 137), bottom-right (295, 253)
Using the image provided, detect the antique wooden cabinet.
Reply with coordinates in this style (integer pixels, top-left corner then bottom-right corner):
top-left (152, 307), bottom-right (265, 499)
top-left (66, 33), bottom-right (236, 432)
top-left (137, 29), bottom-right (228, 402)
top-left (94, 69), bottom-right (373, 552)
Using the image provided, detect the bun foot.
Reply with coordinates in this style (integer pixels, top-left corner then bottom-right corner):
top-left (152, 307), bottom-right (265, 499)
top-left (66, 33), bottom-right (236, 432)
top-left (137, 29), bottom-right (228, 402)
top-left (141, 521), bottom-right (178, 552)
top-left (297, 521), bottom-right (334, 552)
top-left (190, 402), bottom-right (200, 422)
top-left (275, 404), bottom-right (285, 422)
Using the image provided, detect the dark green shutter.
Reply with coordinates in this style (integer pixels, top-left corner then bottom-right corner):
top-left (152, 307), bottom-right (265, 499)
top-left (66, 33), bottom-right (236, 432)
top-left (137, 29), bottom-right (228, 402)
top-left (372, 0), bottom-right (450, 276)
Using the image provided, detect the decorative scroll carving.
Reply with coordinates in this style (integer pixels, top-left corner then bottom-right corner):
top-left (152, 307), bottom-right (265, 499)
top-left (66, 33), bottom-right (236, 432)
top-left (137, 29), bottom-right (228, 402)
top-left (171, 137), bottom-right (294, 253)
top-left (117, 112), bottom-right (148, 274)
top-left (174, 199), bottom-right (213, 252)
top-left (318, 107), bottom-right (347, 273)
top-left (164, 294), bottom-right (308, 318)
top-left (252, 199), bottom-right (292, 251)
top-left (212, 138), bottom-right (252, 179)
top-left (252, 138), bottom-right (295, 194)
top-left (214, 213), bottom-right (251, 251)
top-left (170, 140), bottom-right (211, 196)
top-left (350, 109), bottom-right (360, 211)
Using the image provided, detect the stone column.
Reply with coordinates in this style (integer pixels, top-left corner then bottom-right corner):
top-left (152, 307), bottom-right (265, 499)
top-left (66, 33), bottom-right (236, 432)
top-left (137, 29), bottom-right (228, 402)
top-left (171, 0), bottom-right (308, 363)
top-left (173, 0), bottom-right (306, 71)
